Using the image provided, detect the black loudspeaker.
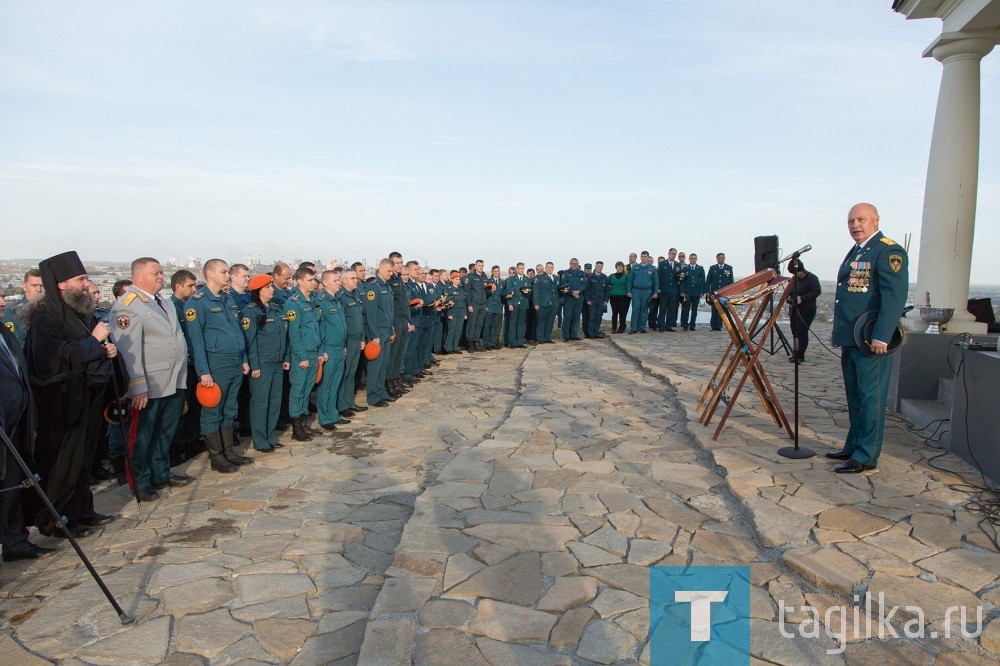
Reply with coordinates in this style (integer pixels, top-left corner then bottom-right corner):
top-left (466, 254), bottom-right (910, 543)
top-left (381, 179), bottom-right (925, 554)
top-left (754, 235), bottom-right (779, 272)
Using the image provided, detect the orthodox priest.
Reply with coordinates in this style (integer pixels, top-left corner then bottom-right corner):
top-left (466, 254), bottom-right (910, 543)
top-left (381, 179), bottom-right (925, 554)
top-left (25, 251), bottom-right (118, 538)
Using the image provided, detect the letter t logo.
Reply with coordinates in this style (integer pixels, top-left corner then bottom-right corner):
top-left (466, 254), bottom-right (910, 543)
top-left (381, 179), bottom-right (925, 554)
top-left (675, 590), bottom-right (729, 642)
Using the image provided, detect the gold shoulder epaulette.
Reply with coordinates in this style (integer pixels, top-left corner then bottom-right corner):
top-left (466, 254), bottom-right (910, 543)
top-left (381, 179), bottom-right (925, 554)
top-left (122, 292), bottom-right (137, 306)
top-left (880, 237), bottom-right (897, 246)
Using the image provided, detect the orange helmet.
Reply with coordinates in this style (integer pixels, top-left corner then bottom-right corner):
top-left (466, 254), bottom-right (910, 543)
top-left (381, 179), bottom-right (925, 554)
top-left (196, 383), bottom-right (222, 408)
top-left (364, 340), bottom-right (381, 361)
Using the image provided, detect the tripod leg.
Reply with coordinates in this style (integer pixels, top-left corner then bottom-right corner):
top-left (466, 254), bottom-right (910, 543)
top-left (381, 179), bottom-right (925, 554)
top-left (0, 426), bottom-right (134, 624)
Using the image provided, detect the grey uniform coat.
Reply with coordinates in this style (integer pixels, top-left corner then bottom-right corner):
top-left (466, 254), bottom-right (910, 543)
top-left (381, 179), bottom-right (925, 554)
top-left (110, 286), bottom-right (188, 399)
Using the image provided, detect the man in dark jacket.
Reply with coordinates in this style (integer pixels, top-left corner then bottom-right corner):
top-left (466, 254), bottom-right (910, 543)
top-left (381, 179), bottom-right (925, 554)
top-left (787, 259), bottom-right (822, 364)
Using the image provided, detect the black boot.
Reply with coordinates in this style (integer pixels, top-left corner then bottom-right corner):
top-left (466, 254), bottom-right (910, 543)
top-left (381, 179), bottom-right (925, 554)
top-left (221, 428), bottom-right (253, 466)
top-left (292, 416), bottom-right (314, 441)
top-left (302, 415), bottom-right (323, 436)
top-left (206, 431), bottom-right (239, 473)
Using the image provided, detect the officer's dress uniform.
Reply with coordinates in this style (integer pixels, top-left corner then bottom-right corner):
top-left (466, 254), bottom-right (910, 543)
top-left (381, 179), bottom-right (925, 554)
top-left (403, 279), bottom-right (427, 379)
top-left (832, 231), bottom-right (908, 469)
top-left (586, 272), bottom-right (609, 338)
top-left (680, 264), bottom-right (706, 330)
top-left (285, 287), bottom-right (321, 422)
top-left (361, 276), bottom-right (394, 405)
top-left (444, 284), bottom-right (467, 353)
top-left (533, 273), bottom-right (558, 342)
top-left (463, 271), bottom-right (488, 349)
top-left (431, 280), bottom-right (446, 354)
top-left (387, 273), bottom-right (410, 383)
top-left (338, 287), bottom-right (366, 413)
top-left (185, 286), bottom-right (251, 470)
top-left (559, 268), bottom-right (587, 341)
top-left (656, 260), bottom-right (680, 331)
top-left (315, 289), bottom-right (347, 428)
top-left (483, 277), bottom-right (503, 349)
top-left (110, 287), bottom-right (188, 492)
top-left (706, 262), bottom-right (735, 331)
top-left (504, 276), bottom-right (529, 347)
top-left (242, 300), bottom-right (288, 450)
top-left (626, 263), bottom-right (658, 333)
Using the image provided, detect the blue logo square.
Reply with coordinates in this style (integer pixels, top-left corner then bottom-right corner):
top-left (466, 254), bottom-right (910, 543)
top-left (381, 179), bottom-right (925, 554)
top-left (650, 566), bottom-right (751, 665)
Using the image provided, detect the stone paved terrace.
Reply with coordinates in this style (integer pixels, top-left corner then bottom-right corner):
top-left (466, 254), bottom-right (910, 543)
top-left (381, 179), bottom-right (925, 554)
top-left (1, 322), bottom-right (999, 665)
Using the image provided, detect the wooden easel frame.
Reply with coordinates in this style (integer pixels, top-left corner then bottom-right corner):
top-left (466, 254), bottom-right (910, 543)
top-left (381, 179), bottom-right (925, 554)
top-left (697, 270), bottom-right (794, 441)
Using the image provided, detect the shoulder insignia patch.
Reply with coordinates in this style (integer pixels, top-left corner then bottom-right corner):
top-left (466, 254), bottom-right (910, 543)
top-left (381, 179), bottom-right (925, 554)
top-left (122, 292), bottom-right (137, 306)
top-left (888, 254), bottom-right (903, 273)
top-left (367, 291), bottom-right (375, 301)
top-left (286, 309), bottom-right (296, 321)
top-left (192, 291), bottom-right (204, 300)
top-left (6, 321), bottom-right (15, 333)
top-left (185, 308), bottom-right (196, 322)
top-left (880, 237), bottom-right (896, 246)
top-left (116, 314), bottom-right (130, 329)
top-left (241, 317), bottom-right (250, 330)
top-left (291, 295), bottom-right (299, 301)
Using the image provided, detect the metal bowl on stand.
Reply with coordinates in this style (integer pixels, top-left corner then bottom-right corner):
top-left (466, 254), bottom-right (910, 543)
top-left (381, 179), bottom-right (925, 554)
top-left (919, 307), bottom-right (954, 334)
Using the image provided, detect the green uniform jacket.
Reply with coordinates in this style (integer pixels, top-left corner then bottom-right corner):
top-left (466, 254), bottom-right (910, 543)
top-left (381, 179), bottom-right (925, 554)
top-left (241, 302), bottom-right (289, 371)
top-left (340, 288), bottom-right (366, 340)
top-left (285, 288), bottom-right (321, 363)
top-left (185, 287), bottom-right (248, 376)
top-left (315, 290), bottom-right (347, 351)
top-left (532, 273), bottom-right (558, 307)
top-left (833, 231), bottom-right (909, 347)
top-left (2, 303), bottom-right (28, 348)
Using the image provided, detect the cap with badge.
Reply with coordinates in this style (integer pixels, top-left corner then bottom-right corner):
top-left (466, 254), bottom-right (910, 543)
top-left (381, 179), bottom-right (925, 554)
top-left (853, 310), bottom-right (903, 357)
top-left (584, 263), bottom-right (592, 269)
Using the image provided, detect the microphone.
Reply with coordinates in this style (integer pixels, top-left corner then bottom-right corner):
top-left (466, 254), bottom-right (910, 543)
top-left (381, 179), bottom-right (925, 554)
top-left (779, 244), bottom-right (812, 264)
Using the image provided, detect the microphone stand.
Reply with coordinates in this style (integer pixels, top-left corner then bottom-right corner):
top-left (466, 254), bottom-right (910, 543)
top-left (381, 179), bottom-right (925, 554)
top-left (778, 251), bottom-right (815, 460)
top-left (0, 424), bottom-right (135, 623)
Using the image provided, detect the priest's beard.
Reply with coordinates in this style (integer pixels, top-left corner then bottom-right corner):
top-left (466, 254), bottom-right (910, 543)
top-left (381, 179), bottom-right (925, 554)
top-left (64, 286), bottom-right (97, 317)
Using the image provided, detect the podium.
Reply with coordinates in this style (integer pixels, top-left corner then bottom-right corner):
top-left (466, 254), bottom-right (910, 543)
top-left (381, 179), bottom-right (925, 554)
top-left (697, 269), bottom-right (794, 441)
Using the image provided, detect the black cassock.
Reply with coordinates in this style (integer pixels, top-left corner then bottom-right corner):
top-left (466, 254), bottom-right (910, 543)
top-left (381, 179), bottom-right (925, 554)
top-left (25, 301), bottom-right (115, 528)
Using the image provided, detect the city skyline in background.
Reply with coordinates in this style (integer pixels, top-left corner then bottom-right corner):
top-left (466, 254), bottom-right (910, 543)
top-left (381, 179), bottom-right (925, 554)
top-left (1, 2), bottom-right (998, 285)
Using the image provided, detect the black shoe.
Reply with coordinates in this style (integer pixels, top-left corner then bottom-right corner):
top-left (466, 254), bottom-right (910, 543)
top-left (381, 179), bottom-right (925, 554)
top-left (3, 543), bottom-right (58, 561)
top-left (338, 418), bottom-right (351, 425)
top-left (255, 446), bottom-right (275, 453)
top-left (152, 473), bottom-right (195, 489)
top-left (37, 519), bottom-right (92, 539)
top-left (341, 409), bottom-right (357, 418)
top-left (321, 423), bottom-right (337, 431)
top-left (137, 489), bottom-right (160, 502)
top-left (628, 331), bottom-right (636, 335)
top-left (352, 405), bottom-right (368, 412)
top-left (639, 330), bottom-right (647, 334)
top-left (271, 442), bottom-right (285, 448)
top-left (74, 513), bottom-right (116, 527)
top-left (825, 449), bottom-right (852, 461)
top-left (663, 328), bottom-right (675, 332)
top-left (371, 401), bottom-right (390, 407)
top-left (834, 460), bottom-right (876, 474)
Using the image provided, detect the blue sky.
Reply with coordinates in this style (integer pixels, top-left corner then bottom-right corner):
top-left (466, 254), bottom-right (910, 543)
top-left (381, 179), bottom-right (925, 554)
top-left (1, 1), bottom-right (997, 283)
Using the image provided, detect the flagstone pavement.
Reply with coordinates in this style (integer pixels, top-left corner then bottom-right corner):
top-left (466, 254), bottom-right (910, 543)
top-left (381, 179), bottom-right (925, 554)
top-left (2, 323), bottom-right (999, 665)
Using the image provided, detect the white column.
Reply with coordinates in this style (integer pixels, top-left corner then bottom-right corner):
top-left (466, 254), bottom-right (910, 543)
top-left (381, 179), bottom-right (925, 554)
top-left (908, 36), bottom-right (995, 334)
